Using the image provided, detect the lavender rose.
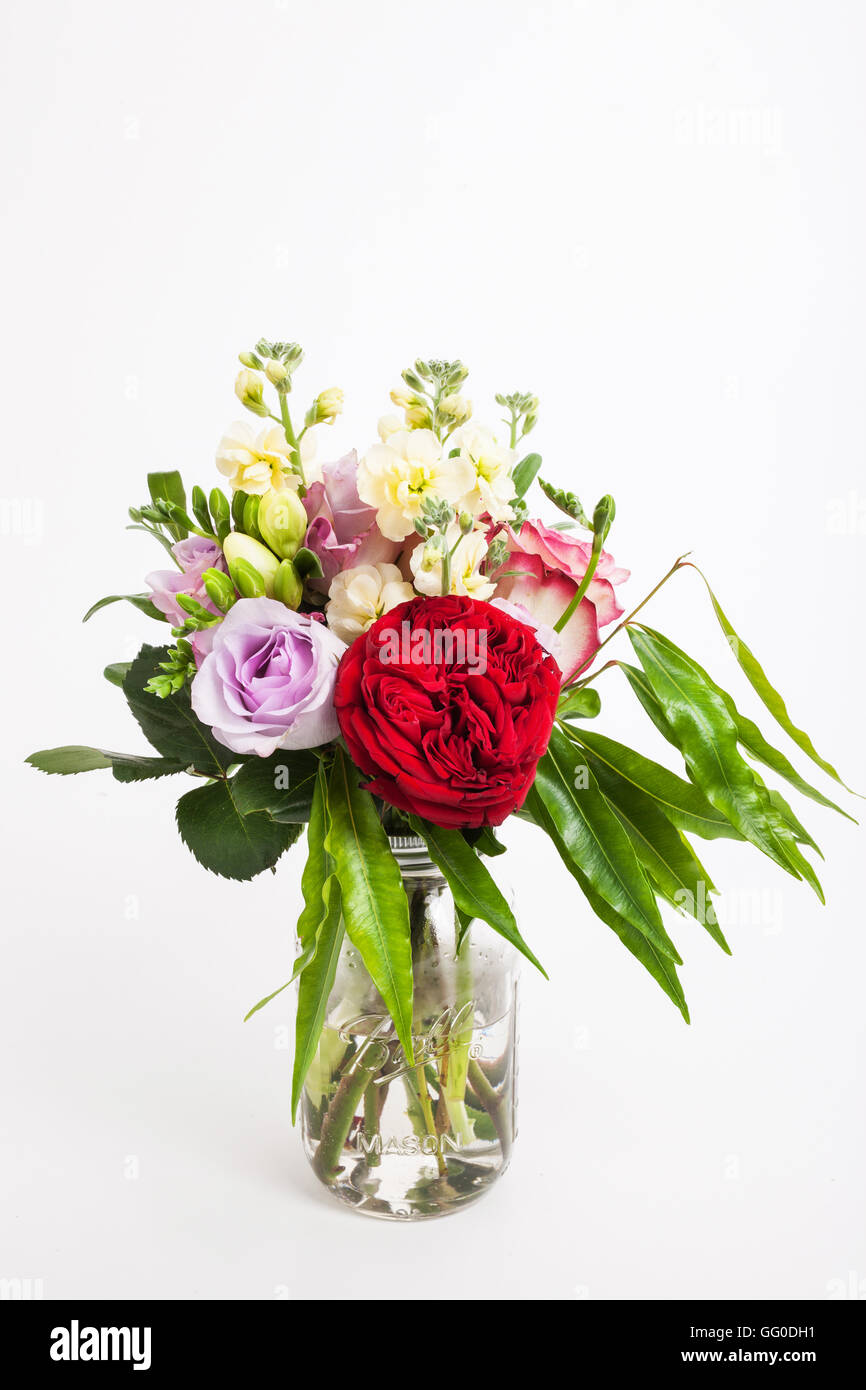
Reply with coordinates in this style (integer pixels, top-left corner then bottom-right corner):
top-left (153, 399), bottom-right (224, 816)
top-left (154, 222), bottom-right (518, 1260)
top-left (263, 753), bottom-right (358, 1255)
top-left (190, 598), bottom-right (345, 755)
top-left (146, 537), bottom-right (227, 626)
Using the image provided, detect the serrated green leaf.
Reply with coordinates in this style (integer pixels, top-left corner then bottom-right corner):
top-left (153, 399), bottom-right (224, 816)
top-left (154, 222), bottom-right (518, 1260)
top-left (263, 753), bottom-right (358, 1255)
top-left (231, 751), bottom-right (319, 822)
top-left (26, 745), bottom-right (186, 780)
top-left (325, 749), bottom-right (414, 1065)
top-left (408, 817), bottom-right (547, 976)
top-left (175, 778), bottom-right (302, 880)
top-left (533, 726), bottom-right (681, 962)
top-left (122, 645), bottom-right (230, 775)
top-left (524, 785), bottom-right (689, 1021)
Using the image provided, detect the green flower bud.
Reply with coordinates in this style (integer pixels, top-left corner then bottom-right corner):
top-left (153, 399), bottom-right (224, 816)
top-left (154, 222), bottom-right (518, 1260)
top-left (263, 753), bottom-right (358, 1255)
top-left (458, 510), bottom-right (474, 535)
top-left (223, 532), bottom-right (281, 597)
top-left (238, 350), bottom-right (263, 370)
top-left (231, 489), bottom-right (249, 532)
top-left (208, 488), bottom-right (231, 543)
top-left (257, 486), bottom-right (307, 560)
top-left (273, 559), bottom-right (303, 610)
top-left (202, 567), bottom-right (236, 613)
top-left (230, 558), bottom-right (266, 599)
top-left (243, 493), bottom-right (263, 541)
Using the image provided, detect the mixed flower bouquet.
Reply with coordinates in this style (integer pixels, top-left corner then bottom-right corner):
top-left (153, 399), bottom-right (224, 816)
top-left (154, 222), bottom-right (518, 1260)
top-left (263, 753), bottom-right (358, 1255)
top-left (29, 340), bottom-right (855, 1215)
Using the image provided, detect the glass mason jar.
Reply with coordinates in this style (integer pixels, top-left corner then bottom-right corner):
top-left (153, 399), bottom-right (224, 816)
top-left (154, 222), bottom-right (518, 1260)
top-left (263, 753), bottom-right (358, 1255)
top-left (300, 835), bottom-right (520, 1220)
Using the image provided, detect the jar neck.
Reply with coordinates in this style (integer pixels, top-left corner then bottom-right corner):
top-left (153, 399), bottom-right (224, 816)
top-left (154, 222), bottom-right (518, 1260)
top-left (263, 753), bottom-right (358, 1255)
top-left (388, 834), bottom-right (437, 878)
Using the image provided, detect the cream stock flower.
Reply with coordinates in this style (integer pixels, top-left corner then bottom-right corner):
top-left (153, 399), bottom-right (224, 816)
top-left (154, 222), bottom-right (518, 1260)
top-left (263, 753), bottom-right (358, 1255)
top-left (326, 562), bottom-right (414, 643)
top-left (358, 429), bottom-right (475, 542)
top-left (454, 425), bottom-right (516, 521)
top-left (409, 525), bottom-right (496, 601)
top-left (216, 421), bottom-right (294, 494)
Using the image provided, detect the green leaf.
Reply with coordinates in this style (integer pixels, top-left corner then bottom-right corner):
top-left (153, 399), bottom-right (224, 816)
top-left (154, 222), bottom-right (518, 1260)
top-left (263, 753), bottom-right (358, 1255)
top-left (104, 662), bottom-right (132, 688)
top-left (325, 749), bottom-right (414, 1066)
top-left (632, 626), bottom-right (852, 823)
top-left (511, 452), bottom-right (543, 499)
top-left (289, 764), bottom-right (346, 1117)
top-left (244, 980), bottom-right (291, 1023)
top-left (718, 687), bottom-right (851, 821)
top-left (408, 818), bottom-right (547, 976)
top-left (570, 727), bottom-right (745, 842)
top-left (567, 730), bottom-right (729, 953)
top-left (557, 687), bottom-right (602, 722)
top-left (465, 825), bottom-right (507, 857)
top-left (122, 645), bottom-right (231, 776)
top-left (524, 786), bottom-right (690, 1021)
top-left (26, 745), bottom-right (186, 780)
top-left (175, 779), bottom-right (302, 880)
top-left (292, 877), bottom-right (344, 1122)
top-left (690, 567), bottom-right (858, 796)
top-left (83, 593), bottom-right (166, 624)
top-left (231, 751), bottom-right (319, 822)
top-left (533, 726), bottom-right (681, 962)
top-left (27, 746), bottom-right (114, 774)
top-left (627, 627), bottom-right (814, 886)
top-left (148, 471), bottom-right (187, 540)
top-left (295, 764), bottom-right (333, 964)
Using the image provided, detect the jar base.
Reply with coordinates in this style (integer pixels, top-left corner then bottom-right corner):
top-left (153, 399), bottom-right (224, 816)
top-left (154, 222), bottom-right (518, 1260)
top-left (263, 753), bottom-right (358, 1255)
top-left (312, 1153), bottom-right (510, 1221)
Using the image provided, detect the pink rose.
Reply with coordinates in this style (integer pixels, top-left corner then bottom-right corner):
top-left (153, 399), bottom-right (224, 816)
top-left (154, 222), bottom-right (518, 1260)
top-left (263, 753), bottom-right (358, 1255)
top-left (303, 450), bottom-right (398, 593)
top-left (146, 537), bottom-right (227, 627)
top-left (492, 520), bottom-right (629, 682)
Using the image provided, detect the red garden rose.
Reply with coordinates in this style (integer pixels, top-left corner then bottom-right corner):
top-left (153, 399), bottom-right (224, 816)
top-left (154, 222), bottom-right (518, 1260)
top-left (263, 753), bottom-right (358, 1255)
top-left (334, 594), bottom-right (561, 829)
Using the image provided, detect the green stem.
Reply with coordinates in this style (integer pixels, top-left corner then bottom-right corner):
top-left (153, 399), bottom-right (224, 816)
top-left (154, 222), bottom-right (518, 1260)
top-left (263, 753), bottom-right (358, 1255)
top-left (279, 394), bottom-right (306, 486)
top-left (312, 1057), bottom-right (374, 1184)
top-left (467, 1058), bottom-right (511, 1160)
top-left (363, 1084), bottom-right (381, 1168)
top-left (554, 537), bottom-right (603, 633)
top-left (561, 553), bottom-right (690, 689)
top-left (415, 1063), bottom-right (447, 1177)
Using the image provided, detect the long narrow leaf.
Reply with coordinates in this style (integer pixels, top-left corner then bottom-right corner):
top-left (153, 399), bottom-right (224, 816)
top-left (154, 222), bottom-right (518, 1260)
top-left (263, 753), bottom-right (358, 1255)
top-left (523, 786), bottom-right (690, 1021)
top-left (291, 877), bottom-right (344, 1121)
top-left (326, 749), bottom-right (414, 1066)
top-left (688, 565), bottom-right (858, 795)
top-left (534, 726), bottom-right (681, 962)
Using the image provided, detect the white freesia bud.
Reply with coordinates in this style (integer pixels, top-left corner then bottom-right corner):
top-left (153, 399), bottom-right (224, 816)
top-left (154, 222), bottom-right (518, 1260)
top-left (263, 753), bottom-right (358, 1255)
top-left (235, 369), bottom-right (268, 416)
top-left (390, 387), bottom-right (413, 410)
top-left (222, 532), bottom-right (282, 596)
top-left (264, 357), bottom-right (288, 385)
top-left (326, 563), bottom-right (414, 644)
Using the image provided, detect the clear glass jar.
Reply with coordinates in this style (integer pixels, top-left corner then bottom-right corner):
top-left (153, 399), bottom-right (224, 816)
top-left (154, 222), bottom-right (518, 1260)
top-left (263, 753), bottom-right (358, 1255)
top-left (300, 835), bottom-right (520, 1220)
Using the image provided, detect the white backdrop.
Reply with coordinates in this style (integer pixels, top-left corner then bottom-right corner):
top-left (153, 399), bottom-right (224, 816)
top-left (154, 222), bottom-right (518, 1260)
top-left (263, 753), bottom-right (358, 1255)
top-left (2, 0), bottom-right (864, 1300)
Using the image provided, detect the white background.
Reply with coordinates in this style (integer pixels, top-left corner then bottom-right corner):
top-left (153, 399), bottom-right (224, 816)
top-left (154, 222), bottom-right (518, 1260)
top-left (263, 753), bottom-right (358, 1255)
top-left (1, 0), bottom-right (864, 1300)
